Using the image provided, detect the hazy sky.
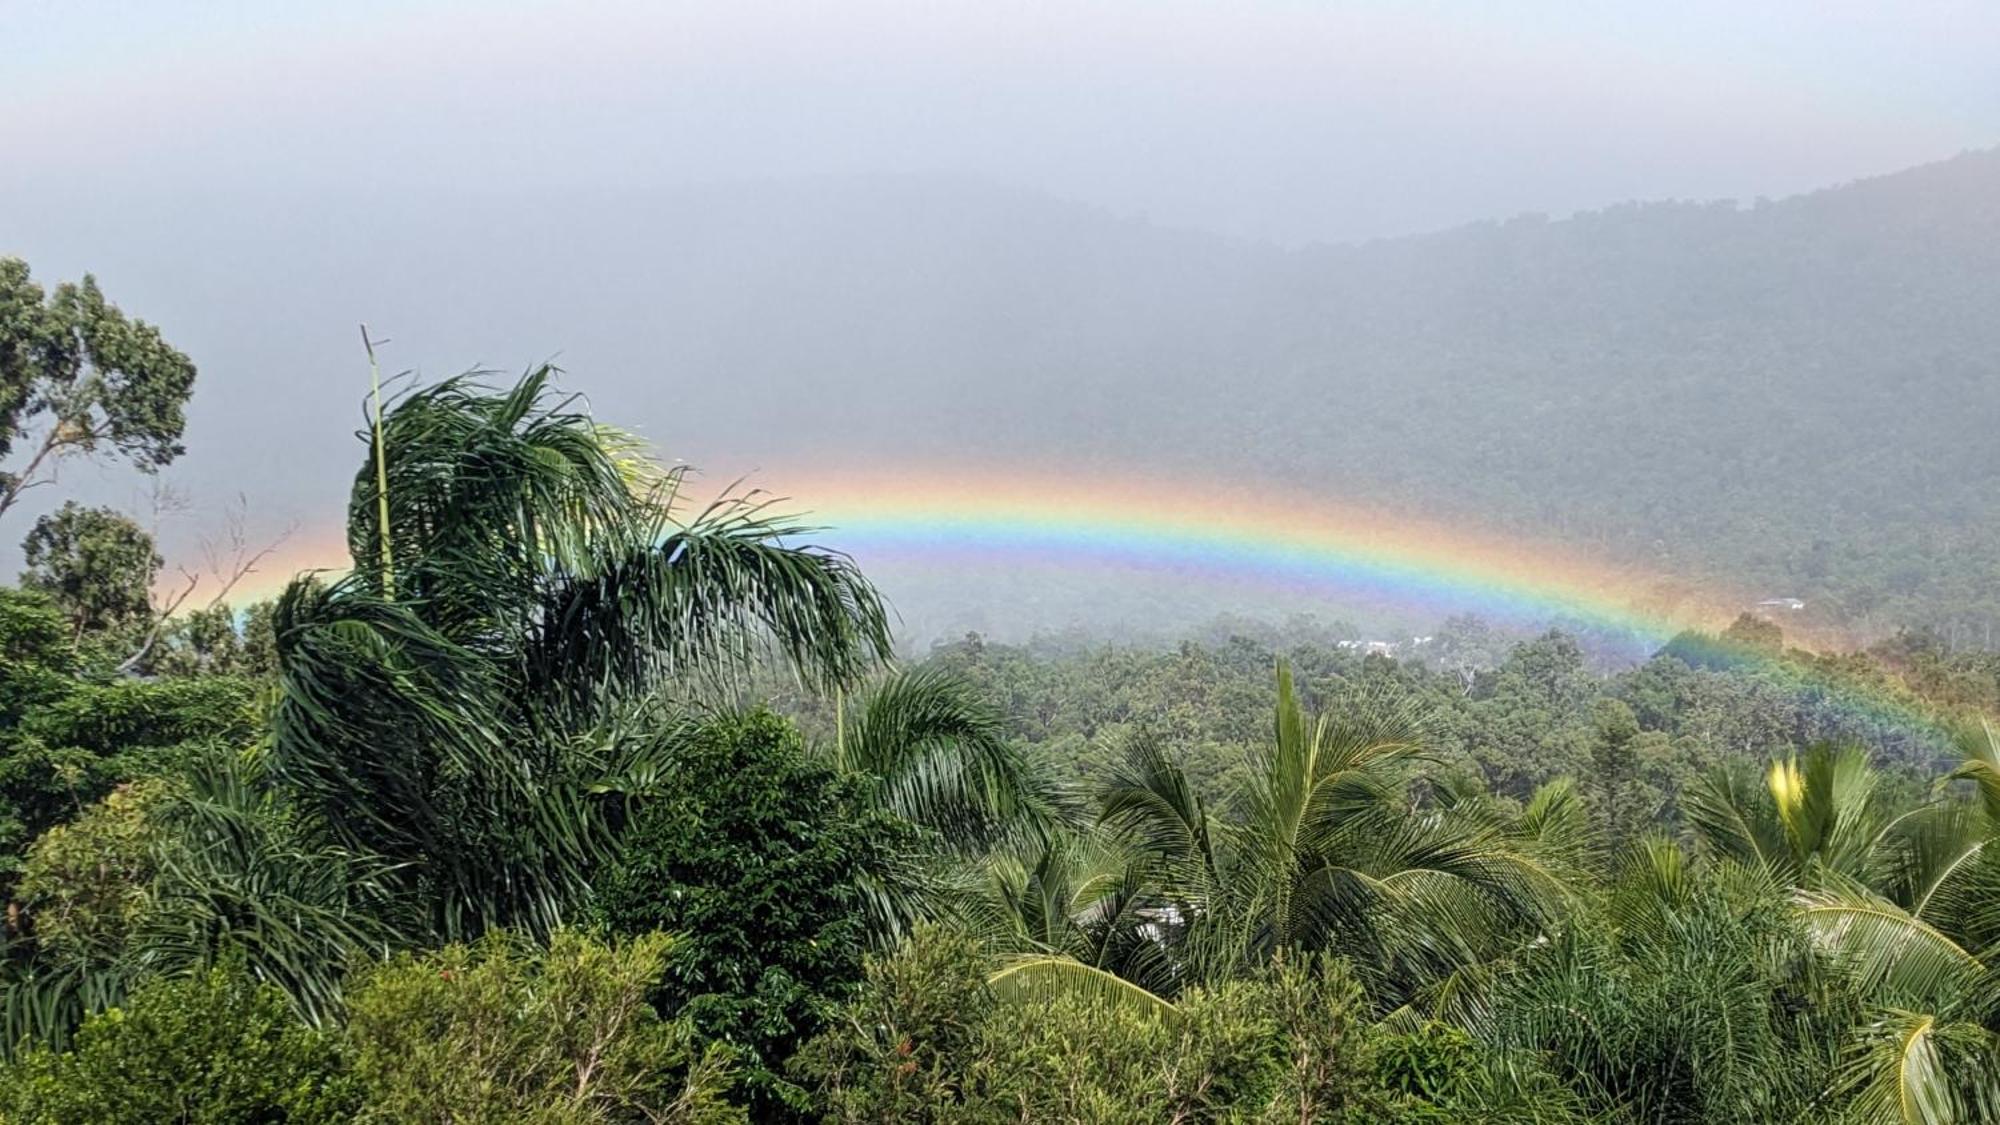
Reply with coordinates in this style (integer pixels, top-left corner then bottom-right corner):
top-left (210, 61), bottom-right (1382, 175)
top-left (13, 0), bottom-right (2000, 244)
top-left (5, 0), bottom-right (1999, 615)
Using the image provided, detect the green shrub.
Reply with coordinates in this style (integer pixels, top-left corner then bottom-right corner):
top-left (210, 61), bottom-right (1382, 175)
top-left (791, 924), bottom-right (994, 1123)
top-left (1367, 1021), bottom-right (1587, 1123)
top-left (0, 964), bottom-right (354, 1124)
top-left (14, 780), bottom-right (166, 966)
top-left (0, 592), bottom-right (73, 728)
top-left (800, 938), bottom-right (1450, 1124)
top-left (343, 928), bottom-right (741, 1125)
top-left (1255, 950), bottom-right (1383, 1122)
top-left (0, 671), bottom-right (261, 871)
top-left (1372, 1022), bottom-right (1500, 1121)
top-left (592, 710), bottom-right (901, 1118)
top-left (968, 982), bottom-right (1283, 1123)
top-left (17, 675), bottom-right (262, 757)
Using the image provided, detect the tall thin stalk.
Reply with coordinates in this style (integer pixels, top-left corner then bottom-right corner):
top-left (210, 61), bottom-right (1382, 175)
top-left (360, 324), bottom-right (394, 596)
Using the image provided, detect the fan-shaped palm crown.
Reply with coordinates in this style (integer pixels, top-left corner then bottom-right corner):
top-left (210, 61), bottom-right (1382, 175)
top-left (270, 367), bottom-right (892, 940)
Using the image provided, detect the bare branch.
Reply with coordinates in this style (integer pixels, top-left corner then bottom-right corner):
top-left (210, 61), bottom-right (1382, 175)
top-left (0, 426), bottom-right (67, 521)
top-left (119, 568), bottom-right (201, 675)
top-left (117, 496), bottom-right (295, 676)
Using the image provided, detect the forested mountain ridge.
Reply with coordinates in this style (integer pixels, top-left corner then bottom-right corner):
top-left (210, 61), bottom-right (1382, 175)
top-left (631, 150), bottom-right (2000, 642)
top-left (1247, 147), bottom-right (2000, 639)
top-left (17, 151), bottom-right (1993, 643)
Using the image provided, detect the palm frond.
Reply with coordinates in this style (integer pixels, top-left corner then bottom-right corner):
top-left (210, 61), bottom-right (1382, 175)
top-left (1795, 883), bottom-right (1984, 1010)
top-left (1948, 718), bottom-right (2000, 829)
top-left (986, 955), bottom-right (1181, 1022)
top-left (1882, 804), bottom-right (1989, 929)
top-left (1097, 728), bottom-right (1219, 898)
top-left (135, 748), bottom-right (405, 1022)
top-left (0, 957), bottom-right (129, 1058)
top-left (835, 666), bottom-right (1061, 850)
top-left (1839, 1010), bottom-right (2000, 1125)
top-left (1685, 762), bottom-right (1795, 880)
top-left (528, 496), bottom-right (890, 706)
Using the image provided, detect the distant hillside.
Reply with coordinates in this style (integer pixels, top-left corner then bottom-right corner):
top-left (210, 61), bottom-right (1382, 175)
top-left (1250, 149), bottom-right (2000, 641)
top-left (594, 153), bottom-right (1999, 643)
top-left (41, 152), bottom-right (1997, 644)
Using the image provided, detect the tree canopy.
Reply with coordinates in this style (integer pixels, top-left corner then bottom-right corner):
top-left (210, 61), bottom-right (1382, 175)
top-left (0, 356), bottom-right (1994, 1122)
top-left (0, 259), bottom-right (196, 521)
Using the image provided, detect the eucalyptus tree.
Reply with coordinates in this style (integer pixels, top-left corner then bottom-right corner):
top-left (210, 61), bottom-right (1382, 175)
top-left (0, 259), bottom-right (196, 521)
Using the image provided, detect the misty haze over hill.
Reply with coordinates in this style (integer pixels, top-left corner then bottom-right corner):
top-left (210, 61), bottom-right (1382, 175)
top-left (769, 149), bottom-right (2000, 644)
top-left (10, 149), bottom-right (2000, 644)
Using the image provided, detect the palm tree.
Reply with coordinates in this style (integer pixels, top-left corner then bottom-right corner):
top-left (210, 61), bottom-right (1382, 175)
top-left (828, 666), bottom-right (1063, 853)
top-left (1683, 735), bottom-right (2000, 1121)
top-left (265, 368), bottom-right (892, 946)
top-left (819, 666), bottom-right (1069, 945)
top-left (1488, 841), bottom-right (1857, 1122)
top-left (1684, 742), bottom-right (1903, 888)
top-left (992, 664), bottom-right (1583, 1018)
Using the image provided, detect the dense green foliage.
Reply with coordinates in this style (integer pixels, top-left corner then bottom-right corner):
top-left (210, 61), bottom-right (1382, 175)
top-left (899, 620), bottom-right (1981, 817)
top-left (14, 781), bottom-right (167, 970)
top-left (0, 356), bottom-right (1996, 1122)
top-left (266, 368), bottom-right (891, 950)
top-left (0, 257), bottom-right (197, 522)
top-left (0, 588), bottom-right (260, 888)
top-left (0, 935), bottom-right (745, 1125)
top-left (0, 368), bottom-right (902, 1055)
top-left (593, 711), bottom-right (901, 1118)
top-left (342, 930), bottom-right (741, 1124)
top-left (798, 927), bottom-right (1569, 1122)
top-left (0, 964), bottom-right (354, 1124)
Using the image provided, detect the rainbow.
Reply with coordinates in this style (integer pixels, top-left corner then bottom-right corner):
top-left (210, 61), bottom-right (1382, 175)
top-left (221, 532), bottom-right (353, 607)
top-left (215, 466), bottom-right (1961, 750)
top-left (776, 468), bottom-right (1960, 749)
top-left (243, 468), bottom-right (1720, 635)
top-left (784, 468), bottom-right (1737, 641)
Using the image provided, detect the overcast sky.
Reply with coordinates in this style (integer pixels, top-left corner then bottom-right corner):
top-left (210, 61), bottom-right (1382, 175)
top-left (5, 0), bottom-right (1999, 600)
top-left (14, 0), bottom-right (2000, 244)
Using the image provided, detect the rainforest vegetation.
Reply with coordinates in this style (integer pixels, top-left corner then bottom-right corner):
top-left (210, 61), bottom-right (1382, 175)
top-left (1, 261), bottom-right (1999, 1121)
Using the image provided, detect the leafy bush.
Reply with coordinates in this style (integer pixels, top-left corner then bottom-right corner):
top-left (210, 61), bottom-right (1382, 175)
top-left (0, 964), bottom-right (355, 1124)
top-left (592, 710), bottom-right (902, 1118)
top-left (967, 982), bottom-right (1283, 1123)
top-left (343, 929), bottom-right (741, 1125)
top-left (1255, 950), bottom-right (1384, 1122)
top-left (1370, 1022), bottom-right (1576, 1123)
top-left (14, 780), bottom-right (166, 965)
top-left (800, 936), bottom-right (1574, 1123)
top-left (18, 675), bottom-right (262, 756)
top-left (0, 671), bottom-right (260, 871)
top-left (0, 592), bottom-right (72, 728)
top-left (791, 924), bottom-right (994, 1123)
